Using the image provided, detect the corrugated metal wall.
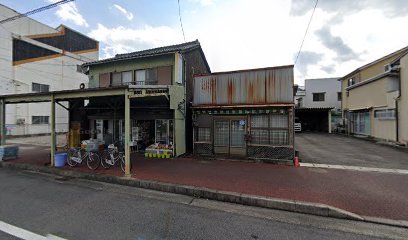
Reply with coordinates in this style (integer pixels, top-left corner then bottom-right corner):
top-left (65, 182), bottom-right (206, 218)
top-left (193, 66), bottom-right (294, 105)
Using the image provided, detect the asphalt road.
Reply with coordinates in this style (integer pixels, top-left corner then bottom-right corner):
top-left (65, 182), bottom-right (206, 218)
top-left (296, 133), bottom-right (408, 169)
top-left (0, 168), bottom-right (407, 240)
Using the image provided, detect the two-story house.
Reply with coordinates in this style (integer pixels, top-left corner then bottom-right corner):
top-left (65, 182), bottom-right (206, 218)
top-left (340, 46), bottom-right (408, 144)
top-left (81, 40), bottom-right (211, 156)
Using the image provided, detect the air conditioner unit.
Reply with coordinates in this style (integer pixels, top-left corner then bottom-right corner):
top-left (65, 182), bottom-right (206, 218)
top-left (16, 118), bottom-right (25, 125)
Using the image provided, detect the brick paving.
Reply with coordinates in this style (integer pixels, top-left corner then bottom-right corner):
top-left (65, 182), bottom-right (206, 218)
top-left (6, 144), bottom-right (408, 221)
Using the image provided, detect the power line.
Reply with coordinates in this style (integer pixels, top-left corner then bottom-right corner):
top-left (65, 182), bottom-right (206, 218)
top-left (0, 0), bottom-right (74, 24)
top-left (294, 0), bottom-right (319, 66)
top-left (177, 0), bottom-right (186, 42)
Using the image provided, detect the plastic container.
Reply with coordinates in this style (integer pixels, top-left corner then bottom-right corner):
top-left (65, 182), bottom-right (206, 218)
top-left (55, 153), bottom-right (67, 167)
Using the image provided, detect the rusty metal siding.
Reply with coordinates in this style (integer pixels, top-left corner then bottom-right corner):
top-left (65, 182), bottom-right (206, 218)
top-left (193, 66), bottom-right (293, 105)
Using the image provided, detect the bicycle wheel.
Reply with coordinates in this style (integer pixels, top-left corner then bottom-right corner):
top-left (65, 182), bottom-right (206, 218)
top-left (87, 152), bottom-right (100, 170)
top-left (66, 148), bottom-right (79, 167)
top-left (119, 154), bottom-right (126, 173)
top-left (100, 151), bottom-right (111, 169)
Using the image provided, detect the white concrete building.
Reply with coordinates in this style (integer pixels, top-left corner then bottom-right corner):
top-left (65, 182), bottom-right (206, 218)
top-left (0, 4), bottom-right (98, 135)
top-left (294, 78), bottom-right (342, 133)
top-left (302, 78), bottom-right (341, 110)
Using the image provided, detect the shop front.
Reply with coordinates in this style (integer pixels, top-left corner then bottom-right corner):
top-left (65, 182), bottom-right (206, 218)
top-left (193, 108), bottom-right (294, 161)
top-left (192, 65), bottom-right (295, 162)
top-left (83, 96), bottom-right (176, 156)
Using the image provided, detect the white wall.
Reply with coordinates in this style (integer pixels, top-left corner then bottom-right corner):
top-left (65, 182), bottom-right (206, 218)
top-left (303, 78), bottom-right (341, 110)
top-left (0, 5), bottom-right (58, 36)
top-left (0, 5), bottom-right (98, 136)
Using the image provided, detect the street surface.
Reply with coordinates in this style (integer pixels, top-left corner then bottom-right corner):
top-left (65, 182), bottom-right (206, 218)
top-left (0, 168), bottom-right (407, 240)
top-left (296, 133), bottom-right (408, 169)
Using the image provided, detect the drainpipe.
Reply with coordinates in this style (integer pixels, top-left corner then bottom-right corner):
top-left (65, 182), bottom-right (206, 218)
top-left (395, 64), bottom-right (401, 143)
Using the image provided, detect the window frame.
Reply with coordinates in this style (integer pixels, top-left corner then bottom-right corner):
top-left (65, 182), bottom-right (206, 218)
top-left (32, 82), bottom-right (49, 93)
top-left (32, 116), bottom-right (49, 125)
top-left (250, 112), bottom-right (289, 146)
top-left (196, 127), bottom-right (211, 143)
top-left (374, 109), bottom-right (396, 120)
top-left (312, 92), bottom-right (325, 102)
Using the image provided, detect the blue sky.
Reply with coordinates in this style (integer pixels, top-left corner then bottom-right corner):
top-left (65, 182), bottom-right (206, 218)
top-left (1, 0), bottom-right (408, 85)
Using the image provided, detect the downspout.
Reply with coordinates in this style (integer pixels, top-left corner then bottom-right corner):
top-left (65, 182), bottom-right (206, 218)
top-left (395, 64), bottom-right (401, 143)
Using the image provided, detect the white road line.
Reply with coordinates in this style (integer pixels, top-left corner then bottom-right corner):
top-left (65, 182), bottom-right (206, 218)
top-left (300, 163), bottom-right (408, 175)
top-left (0, 221), bottom-right (68, 240)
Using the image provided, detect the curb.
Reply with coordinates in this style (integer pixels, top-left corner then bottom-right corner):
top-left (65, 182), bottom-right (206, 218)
top-left (1, 161), bottom-right (407, 228)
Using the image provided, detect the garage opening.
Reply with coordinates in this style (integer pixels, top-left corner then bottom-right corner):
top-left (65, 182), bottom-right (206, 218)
top-left (295, 107), bottom-right (333, 133)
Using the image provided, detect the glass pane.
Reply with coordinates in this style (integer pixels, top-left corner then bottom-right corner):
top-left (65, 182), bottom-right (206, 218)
top-left (270, 130), bottom-right (288, 145)
top-left (146, 68), bottom-right (157, 84)
top-left (32, 83), bottom-right (40, 92)
top-left (169, 120), bottom-right (173, 145)
top-left (270, 114), bottom-right (288, 128)
top-left (197, 128), bottom-right (211, 142)
top-left (156, 119), bottom-right (169, 144)
top-left (214, 121), bottom-right (229, 146)
top-left (230, 120), bottom-right (245, 147)
top-left (111, 72), bottom-right (122, 86)
top-left (251, 129), bottom-right (269, 144)
top-left (135, 70), bottom-right (146, 85)
top-left (41, 84), bottom-right (49, 92)
top-left (251, 115), bottom-right (268, 128)
top-left (122, 71), bottom-right (133, 85)
top-left (32, 116), bottom-right (39, 124)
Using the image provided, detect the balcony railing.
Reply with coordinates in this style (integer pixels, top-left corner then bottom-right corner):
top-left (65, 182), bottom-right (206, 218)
top-left (111, 80), bottom-right (159, 87)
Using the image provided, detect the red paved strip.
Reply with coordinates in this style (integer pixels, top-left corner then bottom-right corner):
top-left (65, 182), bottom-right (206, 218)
top-left (10, 147), bottom-right (408, 221)
top-left (132, 157), bottom-right (408, 221)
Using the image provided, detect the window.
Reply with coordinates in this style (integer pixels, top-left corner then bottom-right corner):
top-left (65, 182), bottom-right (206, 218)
top-left (135, 68), bottom-right (158, 85)
top-left (197, 127), bottom-right (211, 142)
top-left (111, 72), bottom-right (122, 86)
top-left (122, 71), bottom-right (133, 85)
top-left (348, 78), bottom-right (355, 87)
top-left (135, 70), bottom-right (146, 85)
top-left (32, 83), bottom-right (49, 93)
top-left (250, 113), bottom-right (289, 145)
top-left (374, 109), bottom-right (396, 120)
top-left (107, 71), bottom-right (134, 86)
top-left (313, 92), bottom-right (325, 102)
top-left (32, 116), bottom-right (49, 124)
top-left (337, 92), bottom-right (342, 101)
top-left (214, 121), bottom-right (229, 146)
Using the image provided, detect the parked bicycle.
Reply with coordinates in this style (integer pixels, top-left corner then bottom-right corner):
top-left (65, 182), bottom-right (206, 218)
top-left (100, 143), bottom-right (126, 173)
top-left (66, 147), bottom-right (101, 170)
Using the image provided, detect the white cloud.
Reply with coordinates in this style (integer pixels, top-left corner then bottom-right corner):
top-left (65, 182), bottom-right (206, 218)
top-left (88, 23), bottom-right (184, 59)
top-left (113, 4), bottom-right (134, 21)
top-left (48, 0), bottom-right (89, 27)
top-left (189, 0), bottom-right (214, 6)
top-left (199, 0), bottom-right (214, 6)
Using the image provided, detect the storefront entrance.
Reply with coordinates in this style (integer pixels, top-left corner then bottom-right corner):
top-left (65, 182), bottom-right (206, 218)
top-left (213, 118), bottom-right (246, 157)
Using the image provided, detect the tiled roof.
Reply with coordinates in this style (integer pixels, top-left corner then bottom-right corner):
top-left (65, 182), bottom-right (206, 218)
top-left (83, 40), bottom-right (201, 67)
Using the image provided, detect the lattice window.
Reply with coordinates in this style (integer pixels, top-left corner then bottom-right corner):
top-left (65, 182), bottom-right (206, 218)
top-left (214, 121), bottom-right (229, 146)
top-left (197, 127), bottom-right (211, 142)
top-left (250, 113), bottom-right (289, 146)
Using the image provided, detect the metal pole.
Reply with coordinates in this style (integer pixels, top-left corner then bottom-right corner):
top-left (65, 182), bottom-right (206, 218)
top-left (0, 99), bottom-right (5, 146)
top-left (124, 90), bottom-right (131, 176)
top-left (50, 95), bottom-right (56, 167)
top-left (328, 110), bottom-right (332, 133)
